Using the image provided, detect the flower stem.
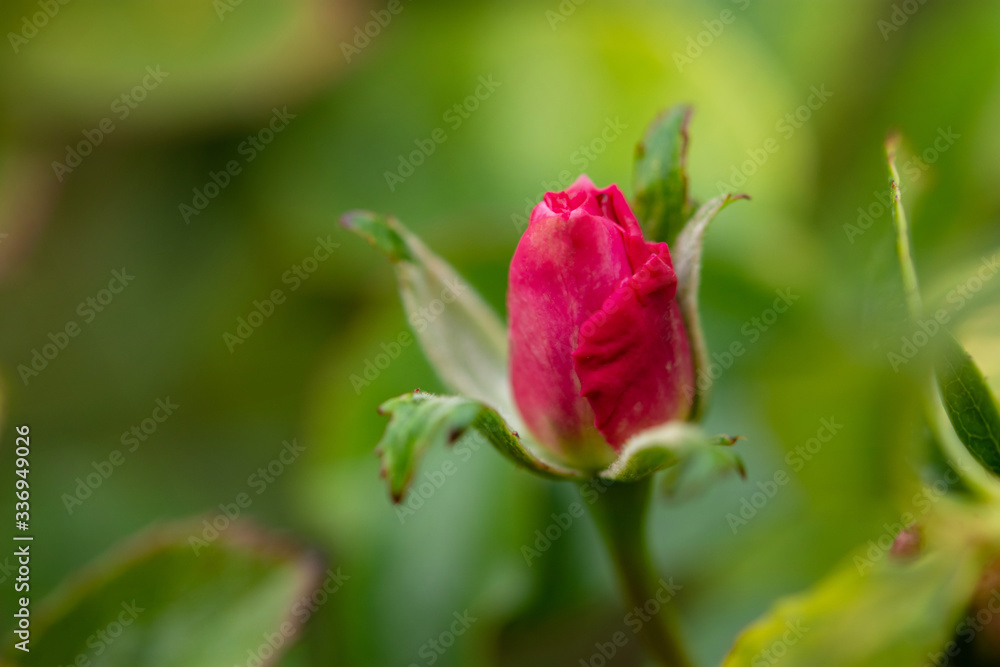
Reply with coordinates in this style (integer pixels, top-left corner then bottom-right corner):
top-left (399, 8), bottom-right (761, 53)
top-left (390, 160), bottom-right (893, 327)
top-left (584, 478), bottom-right (694, 667)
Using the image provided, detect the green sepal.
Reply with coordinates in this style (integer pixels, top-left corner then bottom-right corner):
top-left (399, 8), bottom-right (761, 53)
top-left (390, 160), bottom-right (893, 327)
top-left (658, 435), bottom-right (747, 500)
top-left (633, 105), bottom-right (694, 245)
top-left (341, 210), bottom-right (517, 428)
top-left (598, 420), bottom-right (744, 488)
top-left (376, 391), bottom-right (584, 502)
top-left (672, 193), bottom-right (749, 420)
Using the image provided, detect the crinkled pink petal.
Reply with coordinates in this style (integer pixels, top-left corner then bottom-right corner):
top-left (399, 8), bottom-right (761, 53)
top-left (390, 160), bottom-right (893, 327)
top-left (572, 243), bottom-right (693, 449)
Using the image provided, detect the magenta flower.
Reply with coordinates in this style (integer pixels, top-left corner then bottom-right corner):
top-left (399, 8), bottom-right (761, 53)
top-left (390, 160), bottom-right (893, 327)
top-left (343, 105), bottom-right (745, 495)
top-left (508, 176), bottom-right (694, 468)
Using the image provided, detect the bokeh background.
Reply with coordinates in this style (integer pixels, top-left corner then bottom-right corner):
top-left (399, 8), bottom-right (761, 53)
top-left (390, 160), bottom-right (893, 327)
top-left (1, 0), bottom-right (999, 664)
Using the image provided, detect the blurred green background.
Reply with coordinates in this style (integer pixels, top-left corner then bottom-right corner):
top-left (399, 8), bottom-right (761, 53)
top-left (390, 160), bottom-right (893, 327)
top-left (0, 0), bottom-right (999, 664)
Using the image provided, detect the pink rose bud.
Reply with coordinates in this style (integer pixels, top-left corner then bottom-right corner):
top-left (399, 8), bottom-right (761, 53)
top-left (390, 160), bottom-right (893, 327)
top-left (507, 176), bottom-right (694, 468)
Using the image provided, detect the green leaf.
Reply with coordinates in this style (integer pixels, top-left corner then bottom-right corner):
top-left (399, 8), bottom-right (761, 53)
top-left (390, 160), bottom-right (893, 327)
top-left (936, 331), bottom-right (1000, 478)
top-left (883, 136), bottom-right (1000, 498)
top-left (633, 105), bottom-right (694, 244)
top-left (722, 500), bottom-right (997, 667)
top-left (376, 391), bottom-right (583, 502)
top-left (6, 522), bottom-right (324, 667)
top-left (341, 211), bottom-right (516, 426)
top-left (672, 194), bottom-right (748, 420)
top-left (598, 420), bottom-right (743, 487)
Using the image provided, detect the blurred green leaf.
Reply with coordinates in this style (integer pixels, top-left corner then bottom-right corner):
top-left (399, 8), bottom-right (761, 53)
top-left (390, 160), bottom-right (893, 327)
top-left (722, 501), bottom-right (998, 667)
top-left (6, 522), bottom-right (323, 667)
top-left (0, 0), bottom-right (341, 131)
top-left (884, 134), bottom-right (1000, 498)
top-left (936, 331), bottom-right (1000, 478)
top-left (376, 390), bottom-right (582, 502)
top-left (341, 211), bottom-right (516, 427)
top-left (633, 105), bottom-right (693, 245)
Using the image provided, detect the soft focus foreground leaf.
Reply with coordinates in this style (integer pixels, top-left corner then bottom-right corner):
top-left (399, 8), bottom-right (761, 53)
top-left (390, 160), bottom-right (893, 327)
top-left (936, 331), bottom-right (1000, 479)
top-left (5, 522), bottom-right (323, 667)
top-left (672, 194), bottom-right (748, 420)
top-left (341, 211), bottom-right (517, 427)
top-left (722, 499), bottom-right (1000, 667)
top-left (633, 105), bottom-right (693, 245)
top-left (376, 391), bottom-right (583, 502)
top-left (599, 420), bottom-right (743, 489)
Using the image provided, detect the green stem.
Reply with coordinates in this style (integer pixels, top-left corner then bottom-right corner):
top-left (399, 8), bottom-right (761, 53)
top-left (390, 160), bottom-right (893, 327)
top-left (585, 478), bottom-right (694, 667)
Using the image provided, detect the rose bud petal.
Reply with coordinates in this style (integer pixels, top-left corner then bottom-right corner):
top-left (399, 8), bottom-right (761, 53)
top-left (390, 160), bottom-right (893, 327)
top-left (507, 175), bottom-right (694, 469)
